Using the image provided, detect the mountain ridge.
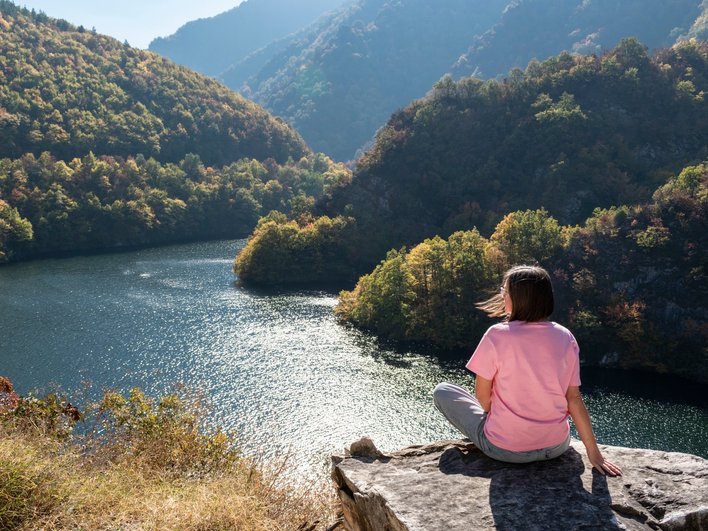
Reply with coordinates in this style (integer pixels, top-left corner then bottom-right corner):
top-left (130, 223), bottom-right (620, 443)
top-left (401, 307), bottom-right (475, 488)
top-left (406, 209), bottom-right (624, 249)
top-left (149, 0), bottom-right (707, 162)
top-left (148, 0), bottom-right (346, 77)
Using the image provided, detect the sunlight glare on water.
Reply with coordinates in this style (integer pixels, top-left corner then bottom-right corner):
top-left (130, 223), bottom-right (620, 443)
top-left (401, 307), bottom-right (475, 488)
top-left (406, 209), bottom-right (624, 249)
top-left (1, 240), bottom-right (706, 479)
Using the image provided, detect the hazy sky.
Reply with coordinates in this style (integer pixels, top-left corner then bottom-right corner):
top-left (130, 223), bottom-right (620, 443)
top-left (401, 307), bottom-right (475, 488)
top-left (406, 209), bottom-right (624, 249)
top-left (17, 1), bottom-right (244, 49)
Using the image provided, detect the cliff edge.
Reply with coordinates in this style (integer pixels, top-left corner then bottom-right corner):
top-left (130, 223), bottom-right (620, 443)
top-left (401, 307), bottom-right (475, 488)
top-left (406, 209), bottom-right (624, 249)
top-left (331, 438), bottom-right (708, 531)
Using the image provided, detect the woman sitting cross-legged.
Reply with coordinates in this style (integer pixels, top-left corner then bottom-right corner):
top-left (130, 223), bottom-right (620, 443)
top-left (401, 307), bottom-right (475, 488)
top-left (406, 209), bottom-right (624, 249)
top-left (433, 265), bottom-right (621, 476)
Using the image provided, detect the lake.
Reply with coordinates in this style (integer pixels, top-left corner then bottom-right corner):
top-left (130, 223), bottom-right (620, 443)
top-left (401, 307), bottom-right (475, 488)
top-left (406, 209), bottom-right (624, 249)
top-left (1, 239), bottom-right (707, 479)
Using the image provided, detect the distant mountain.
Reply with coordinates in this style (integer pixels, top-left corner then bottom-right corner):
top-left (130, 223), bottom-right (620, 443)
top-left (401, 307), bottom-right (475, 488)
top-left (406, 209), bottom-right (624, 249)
top-left (148, 0), bottom-right (346, 77)
top-left (453, 0), bottom-right (702, 79)
top-left (0, 1), bottom-right (308, 166)
top-left (237, 0), bottom-right (508, 161)
top-left (221, 11), bottom-right (340, 93)
top-left (229, 0), bottom-right (703, 161)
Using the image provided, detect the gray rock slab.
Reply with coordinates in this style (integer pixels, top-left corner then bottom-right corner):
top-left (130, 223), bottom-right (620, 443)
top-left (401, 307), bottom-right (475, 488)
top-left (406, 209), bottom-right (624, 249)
top-left (331, 438), bottom-right (708, 531)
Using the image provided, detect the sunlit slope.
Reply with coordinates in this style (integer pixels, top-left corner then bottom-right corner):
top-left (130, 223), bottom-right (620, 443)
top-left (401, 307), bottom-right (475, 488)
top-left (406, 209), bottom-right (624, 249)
top-left (0, 1), bottom-right (308, 167)
top-left (322, 39), bottom-right (708, 266)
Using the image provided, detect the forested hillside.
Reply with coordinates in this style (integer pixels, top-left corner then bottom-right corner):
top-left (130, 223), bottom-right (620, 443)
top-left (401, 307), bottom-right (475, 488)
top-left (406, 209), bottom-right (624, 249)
top-left (0, 3), bottom-right (350, 262)
top-left (0, 152), bottom-right (348, 261)
top-left (229, 38), bottom-right (705, 381)
top-left (336, 163), bottom-right (708, 382)
top-left (235, 39), bottom-right (707, 288)
top-left (320, 38), bottom-right (708, 267)
top-left (148, 0), bottom-right (345, 77)
top-left (0, 1), bottom-right (307, 167)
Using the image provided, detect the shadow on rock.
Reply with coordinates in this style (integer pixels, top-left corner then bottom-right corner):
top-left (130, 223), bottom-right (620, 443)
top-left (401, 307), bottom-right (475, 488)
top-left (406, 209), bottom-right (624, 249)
top-left (440, 446), bottom-right (621, 530)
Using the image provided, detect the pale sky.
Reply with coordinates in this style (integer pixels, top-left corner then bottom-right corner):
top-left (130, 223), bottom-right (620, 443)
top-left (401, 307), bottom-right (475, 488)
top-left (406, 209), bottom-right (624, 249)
top-left (17, 1), bottom-right (244, 49)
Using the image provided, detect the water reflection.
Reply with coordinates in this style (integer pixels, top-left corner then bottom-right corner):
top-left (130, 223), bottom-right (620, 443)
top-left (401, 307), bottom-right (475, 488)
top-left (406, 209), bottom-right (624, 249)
top-left (1, 240), bottom-right (706, 480)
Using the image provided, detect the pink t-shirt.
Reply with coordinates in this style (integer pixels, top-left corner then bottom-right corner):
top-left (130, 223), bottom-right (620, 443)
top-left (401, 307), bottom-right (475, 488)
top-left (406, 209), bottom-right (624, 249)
top-left (466, 321), bottom-right (581, 452)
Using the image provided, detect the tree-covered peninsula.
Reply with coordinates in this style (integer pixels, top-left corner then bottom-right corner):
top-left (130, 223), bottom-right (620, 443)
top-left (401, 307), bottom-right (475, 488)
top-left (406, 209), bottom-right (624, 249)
top-left (336, 163), bottom-right (707, 382)
top-left (233, 211), bottom-right (358, 286)
top-left (0, 2), bottom-right (351, 262)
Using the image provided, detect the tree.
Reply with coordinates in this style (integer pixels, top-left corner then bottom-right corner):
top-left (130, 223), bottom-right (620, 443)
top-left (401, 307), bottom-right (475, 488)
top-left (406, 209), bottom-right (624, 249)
top-left (0, 200), bottom-right (33, 261)
top-left (490, 209), bottom-right (562, 266)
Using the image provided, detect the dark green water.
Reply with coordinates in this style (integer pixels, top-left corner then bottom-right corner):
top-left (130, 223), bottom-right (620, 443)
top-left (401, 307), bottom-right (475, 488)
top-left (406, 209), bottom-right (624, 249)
top-left (1, 240), bottom-right (706, 478)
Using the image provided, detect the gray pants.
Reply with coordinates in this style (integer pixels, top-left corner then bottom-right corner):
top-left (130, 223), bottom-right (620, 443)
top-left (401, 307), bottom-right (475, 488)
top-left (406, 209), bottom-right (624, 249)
top-left (433, 382), bottom-right (570, 463)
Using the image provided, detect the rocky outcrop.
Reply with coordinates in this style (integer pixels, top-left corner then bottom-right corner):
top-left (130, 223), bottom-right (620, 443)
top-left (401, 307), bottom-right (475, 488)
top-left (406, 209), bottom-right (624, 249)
top-left (331, 437), bottom-right (708, 531)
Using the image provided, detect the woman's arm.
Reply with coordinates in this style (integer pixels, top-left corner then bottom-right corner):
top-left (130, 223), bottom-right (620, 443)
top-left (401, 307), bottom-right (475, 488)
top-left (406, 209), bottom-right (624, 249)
top-left (566, 386), bottom-right (622, 476)
top-left (475, 375), bottom-right (493, 412)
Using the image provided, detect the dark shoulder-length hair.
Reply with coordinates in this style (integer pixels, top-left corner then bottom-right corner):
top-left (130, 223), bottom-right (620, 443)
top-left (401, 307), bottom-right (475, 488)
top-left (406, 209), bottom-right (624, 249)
top-left (476, 265), bottom-right (554, 322)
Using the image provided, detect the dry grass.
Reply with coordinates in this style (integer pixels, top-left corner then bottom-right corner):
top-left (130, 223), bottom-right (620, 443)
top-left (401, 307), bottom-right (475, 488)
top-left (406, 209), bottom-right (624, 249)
top-left (0, 385), bottom-right (337, 530)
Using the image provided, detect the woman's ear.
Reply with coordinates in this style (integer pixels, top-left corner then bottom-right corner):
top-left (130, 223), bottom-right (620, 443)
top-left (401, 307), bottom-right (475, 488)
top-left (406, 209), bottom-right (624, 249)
top-left (503, 289), bottom-right (512, 315)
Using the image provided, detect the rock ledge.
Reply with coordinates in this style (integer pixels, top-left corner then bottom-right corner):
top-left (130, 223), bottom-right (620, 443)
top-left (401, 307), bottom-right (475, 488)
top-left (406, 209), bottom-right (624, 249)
top-left (331, 438), bottom-right (708, 530)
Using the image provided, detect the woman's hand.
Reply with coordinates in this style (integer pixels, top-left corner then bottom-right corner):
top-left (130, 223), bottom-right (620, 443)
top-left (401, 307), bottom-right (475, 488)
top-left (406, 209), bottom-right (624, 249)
top-left (587, 447), bottom-right (622, 476)
top-left (566, 386), bottom-right (622, 476)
